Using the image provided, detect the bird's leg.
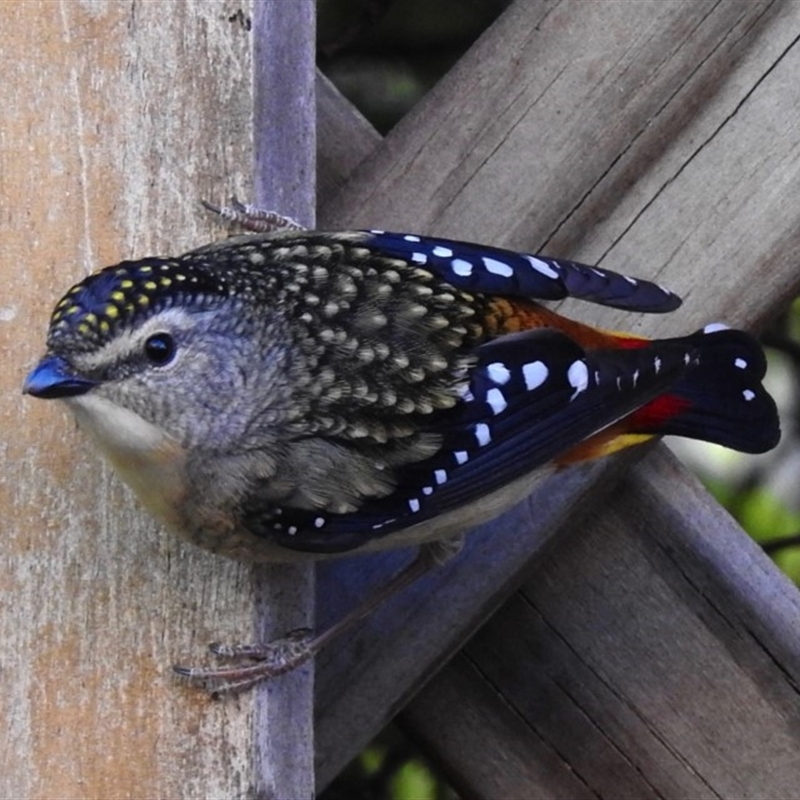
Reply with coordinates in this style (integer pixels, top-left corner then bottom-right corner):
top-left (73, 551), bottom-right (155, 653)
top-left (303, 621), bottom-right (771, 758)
top-left (201, 198), bottom-right (305, 233)
top-left (173, 537), bottom-right (463, 695)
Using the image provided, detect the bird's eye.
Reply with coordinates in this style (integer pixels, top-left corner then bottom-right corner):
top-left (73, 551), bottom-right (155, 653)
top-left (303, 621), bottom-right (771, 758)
top-left (144, 332), bottom-right (176, 365)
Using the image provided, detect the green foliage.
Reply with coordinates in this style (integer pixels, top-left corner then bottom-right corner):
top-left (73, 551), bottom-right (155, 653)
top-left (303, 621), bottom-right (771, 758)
top-left (707, 479), bottom-right (800, 584)
top-left (321, 724), bottom-right (459, 800)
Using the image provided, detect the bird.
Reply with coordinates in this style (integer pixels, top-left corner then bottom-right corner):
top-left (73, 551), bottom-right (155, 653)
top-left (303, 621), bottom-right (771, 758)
top-left (23, 213), bottom-right (781, 690)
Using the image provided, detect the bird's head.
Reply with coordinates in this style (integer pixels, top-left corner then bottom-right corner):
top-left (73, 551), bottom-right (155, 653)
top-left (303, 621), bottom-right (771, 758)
top-left (23, 248), bottom-right (291, 455)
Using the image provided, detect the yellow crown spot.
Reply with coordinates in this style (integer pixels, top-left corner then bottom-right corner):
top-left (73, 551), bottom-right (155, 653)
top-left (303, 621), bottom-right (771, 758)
top-left (143, 280), bottom-right (157, 291)
top-left (111, 291), bottom-right (126, 303)
top-left (120, 279), bottom-right (134, 289)
top-left (137, 295), bottom-right (149, 307)
top-left (159, 277), bottom-right (172, 287)
top-left (84, 313), bottom-right (98, 325)
top-left (175, 273), bottom-right (187, 281)
top-left (139, 265), bottom-right (153, 274)
top-left (77, 322), bottom-right (90, 335)
top-left (104, 304), bottom-right (119, 319)
top-left (65, 304), bottom-right (80, 315)
top-left (125, 303), bottom-right (135, 314)
top-left (99, 320), bottom-right (110, 333)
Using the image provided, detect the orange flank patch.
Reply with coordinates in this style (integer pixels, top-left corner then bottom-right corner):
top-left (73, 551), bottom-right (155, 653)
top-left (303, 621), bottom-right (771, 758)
top-left (482, 298), bottom-right (650, 350)
top-left (480, 297), bottom-right (688, 466)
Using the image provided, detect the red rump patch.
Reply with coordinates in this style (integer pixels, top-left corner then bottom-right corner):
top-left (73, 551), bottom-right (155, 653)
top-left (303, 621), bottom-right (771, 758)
top-left (627, 393), bottom-right (691, 430)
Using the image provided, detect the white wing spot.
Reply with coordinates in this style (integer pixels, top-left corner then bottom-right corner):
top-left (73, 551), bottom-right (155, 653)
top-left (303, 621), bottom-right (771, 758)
top-left (654, 356), bottom-right (662, 374)
top-left (632, 368), bottom-right (640, 388)
top-left (523, 360), bottom-right (548, 391)
top-left (434, 469), bottom-right (448, 485)
top-left (403, 234), bottom-right (421, 242)
top-left (451, 258), bottom-right (473, 276)
top-left (684, 352), bottom-right (691, 365)
top-left (704, 322), bottom-right (729, 334)
top-left (411, 252), bottom-right (428, 264)
top-left (624, 276), bottom-right (637, 286)
top-left (487, 362), bottom-right (511, 385)
top-left (454, 450), bottom-right (469, 465)
top-left (568, 360), bottom-right (589, 399)
top-left (370, 229), bottom-right (385, 235)
top-left (422, 486), bottom-right (433, 496)
top-left (409, 498), bottom-right (421, 513)
top-left (314, 517), bottom-right (325, 528)
top-left (524, 254), bottom-right (559, 279)
top-left (486, 387), bottom-right (508, 415)
top-left (743, 389), bottom-right (756, 401)
top-left (482, 256), bottom-right (513, 277)
top-left (433, 245), bottom-right (453, 257)
top-left (475, 422), bottom-right (492, 446)
top-left (288, 526), bottom-right (298, 536)
top-left (735, 357), bottom-right (747, 369)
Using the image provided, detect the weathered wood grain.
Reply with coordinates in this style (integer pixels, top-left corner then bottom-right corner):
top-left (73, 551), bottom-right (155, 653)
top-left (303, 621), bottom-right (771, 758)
top-left (316, 72), bottom-right (380, 202)
top-left (313, 0), bottom-right (800, 788)
top-left (407, 449), bottom-right (800, 798)
top-left (1, 1), bottom-right (314, 797)
top-left (250, 2), bottom-right (316, 798)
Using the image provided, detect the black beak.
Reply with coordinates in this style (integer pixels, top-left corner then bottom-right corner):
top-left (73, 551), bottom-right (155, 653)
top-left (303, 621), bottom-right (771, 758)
top-left (23, 354), bottom-right (97, 399)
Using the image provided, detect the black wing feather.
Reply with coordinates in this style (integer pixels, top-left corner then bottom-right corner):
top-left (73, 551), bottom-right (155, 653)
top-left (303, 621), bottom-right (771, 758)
top-left (268, 328), bottom-right (696, 553)
top-left (362, 231), bottom-right (681, 312)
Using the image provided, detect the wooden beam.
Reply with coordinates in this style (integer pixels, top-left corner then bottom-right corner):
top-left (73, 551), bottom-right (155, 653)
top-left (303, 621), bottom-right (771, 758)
top-left (250, 2), bottom-right (316, 798)
top-left (313, 0), bottom-right (800, 786)
top-left (2, 1), bottom-right (315, 796)
top-left (404, 449), bottom-right (800, 798)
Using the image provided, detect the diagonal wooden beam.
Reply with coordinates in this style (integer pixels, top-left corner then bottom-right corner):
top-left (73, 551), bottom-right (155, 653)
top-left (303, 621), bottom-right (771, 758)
top-left (404, 448), bottom-right (800, 798)
top-left (312, 0), bottom-right (800, 786)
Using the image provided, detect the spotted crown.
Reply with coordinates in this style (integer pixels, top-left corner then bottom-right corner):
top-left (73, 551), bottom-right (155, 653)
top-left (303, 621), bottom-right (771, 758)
top-left (47, 257), bottom-right (236, 353)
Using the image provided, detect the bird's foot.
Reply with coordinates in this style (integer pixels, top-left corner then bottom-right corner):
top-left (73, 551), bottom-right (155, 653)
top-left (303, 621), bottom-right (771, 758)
top-left (201, 197), bottom-right (305, 233)
top-left (173, 628), bottom-right (315, 695)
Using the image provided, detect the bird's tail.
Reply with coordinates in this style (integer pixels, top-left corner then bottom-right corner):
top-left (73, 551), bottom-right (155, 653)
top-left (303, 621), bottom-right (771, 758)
top-left (557, 324), bottom-right (780, 465)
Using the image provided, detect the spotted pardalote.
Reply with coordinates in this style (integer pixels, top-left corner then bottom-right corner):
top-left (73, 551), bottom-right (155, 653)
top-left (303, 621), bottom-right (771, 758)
top-left (24, 228), bottom-right (781, 563)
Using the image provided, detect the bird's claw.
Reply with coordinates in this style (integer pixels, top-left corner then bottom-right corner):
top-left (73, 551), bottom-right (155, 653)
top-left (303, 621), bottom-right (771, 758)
top-left (201, 197), bottom-right (304, 233)
top-left (173, 628), bottom-right (316, 695)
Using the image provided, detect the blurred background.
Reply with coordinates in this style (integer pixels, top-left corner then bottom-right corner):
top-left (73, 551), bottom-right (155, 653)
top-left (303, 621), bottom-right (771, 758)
top-left (316, 2), bottom-right (800, 797)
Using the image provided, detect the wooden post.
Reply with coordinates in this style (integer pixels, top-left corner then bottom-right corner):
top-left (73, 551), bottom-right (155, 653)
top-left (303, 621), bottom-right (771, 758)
top-left (2, 2), bottom-right (314, 796)
top-left (250, 2), bottom-right (316, 798)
